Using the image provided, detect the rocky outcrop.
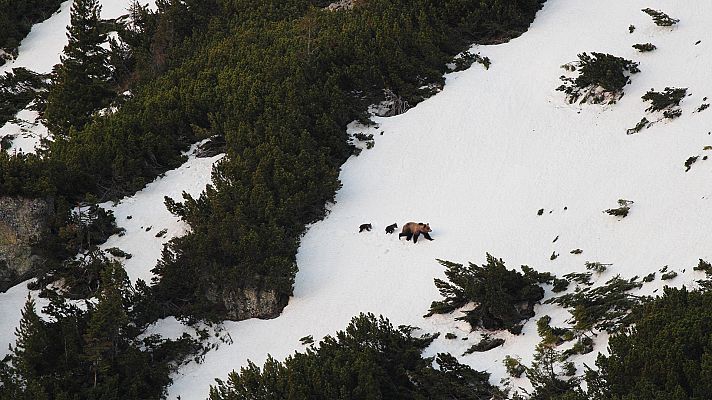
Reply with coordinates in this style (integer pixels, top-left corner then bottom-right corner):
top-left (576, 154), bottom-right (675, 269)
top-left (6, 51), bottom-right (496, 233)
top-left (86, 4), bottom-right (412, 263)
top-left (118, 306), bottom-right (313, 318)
top-left (194, 135), bottom-right (226, 158)
top-left (326, 0), bottom-right (353, 11)
top-left (207, 285), bottom-right (288, 320)
top-left (0, 196), bottom-right (53, 292)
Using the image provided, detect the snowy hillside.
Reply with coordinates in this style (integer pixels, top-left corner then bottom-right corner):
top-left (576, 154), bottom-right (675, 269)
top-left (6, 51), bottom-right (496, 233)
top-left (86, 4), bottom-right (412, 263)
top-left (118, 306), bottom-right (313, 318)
top-left (2, 0), bottom-right (712, 398)
top-left (164, 0), bottom-right (712, 397)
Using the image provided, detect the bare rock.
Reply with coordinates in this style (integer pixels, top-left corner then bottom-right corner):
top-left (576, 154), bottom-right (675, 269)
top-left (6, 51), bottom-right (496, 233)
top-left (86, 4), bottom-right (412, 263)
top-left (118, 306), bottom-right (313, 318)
top-left (194, 135), bottom-right (226, 158)
top-left (0, 196), bottom-right (53, 292)
top-left (326, 0), bottom-right (353, 11)
top-left (207, 284), bottom-right (289, 320)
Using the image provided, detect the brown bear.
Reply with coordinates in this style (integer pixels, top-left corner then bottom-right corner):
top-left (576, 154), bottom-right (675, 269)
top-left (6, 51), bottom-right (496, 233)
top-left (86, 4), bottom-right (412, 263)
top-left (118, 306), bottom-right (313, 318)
top-left (398, 222), bottom-right (433, 243)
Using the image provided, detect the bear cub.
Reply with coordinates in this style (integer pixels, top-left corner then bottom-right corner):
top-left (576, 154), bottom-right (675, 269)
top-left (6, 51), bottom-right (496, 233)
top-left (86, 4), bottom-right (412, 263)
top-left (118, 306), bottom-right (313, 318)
top-left (385, 223), bottom-right (398, 234)
top-left (359, 223), bottom-right (372, 232)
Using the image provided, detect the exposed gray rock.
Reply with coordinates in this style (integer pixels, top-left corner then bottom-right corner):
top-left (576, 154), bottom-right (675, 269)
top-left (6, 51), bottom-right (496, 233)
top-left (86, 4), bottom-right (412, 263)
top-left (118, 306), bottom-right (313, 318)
top-left (194, 135), bottom-right (226, 158)
top-left (326, 0), bottom-right (353, 11)
top-left (207, 285), bottom-right (288, 320)
top-left (0, 196), bottom-right (53, 292)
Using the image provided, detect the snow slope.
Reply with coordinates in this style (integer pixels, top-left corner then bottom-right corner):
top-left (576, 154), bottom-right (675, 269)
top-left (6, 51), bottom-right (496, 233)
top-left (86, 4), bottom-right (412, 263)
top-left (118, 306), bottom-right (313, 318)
top-left (165, 0), bottom-right (712, 398)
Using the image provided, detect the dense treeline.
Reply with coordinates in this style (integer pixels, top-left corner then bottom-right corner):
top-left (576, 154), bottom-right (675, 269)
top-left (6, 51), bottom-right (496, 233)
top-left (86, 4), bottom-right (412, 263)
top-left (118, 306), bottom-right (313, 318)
top-left (0, 258), bottom-right (198, 400)
top-left (0, 0), bottom-right (64, 64)
top-left (209, 313), bottom-right (498, 400)
top-left (523, 287), bottom-right (712, 400)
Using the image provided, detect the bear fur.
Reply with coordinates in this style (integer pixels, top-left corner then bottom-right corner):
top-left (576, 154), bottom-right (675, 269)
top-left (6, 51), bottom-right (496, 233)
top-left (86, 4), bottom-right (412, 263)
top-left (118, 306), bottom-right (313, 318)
top-left (359, 223), bottom-right (372, 232)
top-left (385, 223), bottom-right (398, 234)
top-left (399, 222), bottom-right (433, 243)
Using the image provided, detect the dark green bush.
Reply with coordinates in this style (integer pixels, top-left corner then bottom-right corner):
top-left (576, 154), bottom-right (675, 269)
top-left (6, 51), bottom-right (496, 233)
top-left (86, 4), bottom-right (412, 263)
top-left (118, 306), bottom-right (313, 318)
top-left (557, 52), bottom-right (640, 104)
top-left (426, 254), bottom-right (545, 332)
top-left (641, 8), bottom-right (679, 26)
top-left (632, 43), bottom-right (656, 52)
top-left (545, 275), bottom-right (643, 333)
top-left (642, 87), bottom-right (687, 119)
top-left (592, 287), bottom-right (712, 399)
top-left (208, 313), bottom-right (498, 400)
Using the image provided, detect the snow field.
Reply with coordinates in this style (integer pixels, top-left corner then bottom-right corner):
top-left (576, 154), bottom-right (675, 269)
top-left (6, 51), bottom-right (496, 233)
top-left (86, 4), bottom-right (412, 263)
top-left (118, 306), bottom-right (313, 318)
top-left (1, 0), bottom-right (711, 398)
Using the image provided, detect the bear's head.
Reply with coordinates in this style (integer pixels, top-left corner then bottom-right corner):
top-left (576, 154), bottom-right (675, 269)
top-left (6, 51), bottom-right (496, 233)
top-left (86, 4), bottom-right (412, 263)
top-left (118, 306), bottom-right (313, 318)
top-left (419, 223), bottom-right (432, 232)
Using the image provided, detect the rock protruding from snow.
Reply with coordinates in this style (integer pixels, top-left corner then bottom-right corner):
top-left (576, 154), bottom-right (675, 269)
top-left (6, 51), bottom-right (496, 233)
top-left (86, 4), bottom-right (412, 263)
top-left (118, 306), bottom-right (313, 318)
top-left (194, 135), bottom-right (226, 158)
top-left (207, 285), bottom-right (288, 321)
top-left (0, 196), bottom-right (53, 292)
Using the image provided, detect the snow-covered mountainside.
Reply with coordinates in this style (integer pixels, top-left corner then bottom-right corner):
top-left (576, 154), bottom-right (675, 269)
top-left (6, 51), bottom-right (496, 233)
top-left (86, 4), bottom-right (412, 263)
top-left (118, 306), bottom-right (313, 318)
top-left (3, 0), bottom-right (712, 398)
top-left (165, 0), bottom-right (712, 397)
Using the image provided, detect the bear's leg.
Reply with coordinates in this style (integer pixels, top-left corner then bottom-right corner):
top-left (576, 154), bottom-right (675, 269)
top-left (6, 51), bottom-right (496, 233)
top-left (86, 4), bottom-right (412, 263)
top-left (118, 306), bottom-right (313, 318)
top-left (399, 232), bottom-right (408, 240)
top-left (423, 232), bottom-right (434, 241)
top-left (413, 232), bottom-right (420, 243)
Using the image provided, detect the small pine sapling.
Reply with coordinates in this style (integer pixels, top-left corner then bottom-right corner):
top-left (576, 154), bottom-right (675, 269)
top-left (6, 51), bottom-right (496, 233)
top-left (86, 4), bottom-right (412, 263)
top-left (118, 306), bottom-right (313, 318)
top-left (626, 117), bottom-right (650, 134)
top-left (694, 258), bottom-right (712, 273)
top-left (642, 272), bottom-right (655, 282)
top-left (563, 271), bottom-right (593, 286)
top-left (632, 43), bottom-right (656, 52)
top-left (552, 278), bottom-right (569, 293)
top-left (696, 103), bottom-right (709, 112)
top-left (629, 24), bottom-right (636, 33)
top-left (426, 255), bottom-right (545, 332)
top-left (642, 87), bottom-right (687, 119)
top-left (642, 8), bottom-right (679, 26)
top-left (570, 248), bottom-right (583, 254)
top-left (557, 52), bottom-right (639, 105)
top-left (585, 261), bottom-right (612, 273)
top-left (299, 335), bottom-right (314, 345)
top-left (503, 355), bottom-right (526, 378)
top-left (684, 156), bottom-right (699, 172)
top-left (545, 275), bottom-right (643, 334)
top-left (605, 199), bottom-right (633, 218)
top-left (661, 271), bottom-right (678, 280)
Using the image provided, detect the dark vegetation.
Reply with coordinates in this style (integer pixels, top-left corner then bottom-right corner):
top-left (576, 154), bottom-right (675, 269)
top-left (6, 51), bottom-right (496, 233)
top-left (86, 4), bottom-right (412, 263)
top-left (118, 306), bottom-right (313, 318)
top-left (0, 0), bottom-right (64, 65)
top-left (0, 262), bottom-right (200, 400)
top-left (626, 117), bottom-right (650, 135)
top-left (533, 288), bottom-right (712, 400)
top-left (642, 87), bottom-right (687, 119)
top-left (557, 52), bottom-right (640, 104)
top-left (632, 43), bottom-right (656, 52)
top-left (641, 8), bottom-right (679, 27)
top-left (0, 68), bottom-right (48, 127)
top-left (425, 254), bottom-right (545, 333)
top-left (604, 199), bottom-right (633, 218)
top-left (684, 155), bottom-right (699, 172)
top-left (208, 313), bottom-right (499, 400)
top-left (545, 275), bottom-right (644, 334)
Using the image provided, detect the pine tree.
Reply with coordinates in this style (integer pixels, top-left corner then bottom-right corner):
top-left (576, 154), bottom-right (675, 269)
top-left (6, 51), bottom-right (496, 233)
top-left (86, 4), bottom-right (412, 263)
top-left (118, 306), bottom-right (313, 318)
top-left (43, 0), bottom-right (114, 135)
top-left (81, 262), bottom-right (128, 389)
top-left (11, 295), bottom-right (50, 384)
